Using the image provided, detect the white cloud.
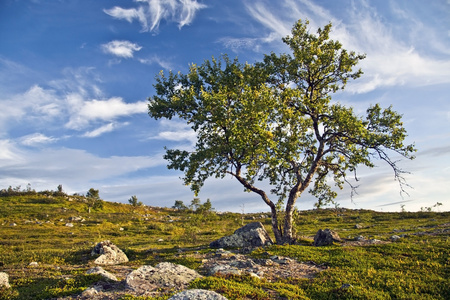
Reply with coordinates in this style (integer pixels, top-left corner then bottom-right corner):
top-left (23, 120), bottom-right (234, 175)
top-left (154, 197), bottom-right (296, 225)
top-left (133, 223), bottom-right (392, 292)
top-left (0, 85), bottom-right (63, 136)
top-left (138, 55), bottom-right (175, 70)
top-left (0, 140), bottom-right (23, 163)
top-left (83, 123), bottom-right (116, 138)
top-left (103, 6), bottom-right (145, 23)
top-left (150, 119), bottom-right (196, 143)
top-left (104, 0), bottom-right (207, 32)
top-left (20, 133), bottom-right (57, 146)
top-left (241, 0), bottom-right (450, 93)
top-left (0, 145), bottom-right (166, 195)
top-left (244, 2), bottom-right (291, 40)
top-left (101, 40), bottom-right (142, 58)
top-left (66, 97), bottom-right (147, 130)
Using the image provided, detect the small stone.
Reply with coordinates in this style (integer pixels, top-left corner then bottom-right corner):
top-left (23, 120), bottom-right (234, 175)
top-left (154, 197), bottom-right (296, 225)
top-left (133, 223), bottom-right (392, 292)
top-left (29, 262), bottom-right (39, 267)
top-left (81, 286), bottom-right (101, 297)
top-left (354, 224), bottom-right (363, 229)
top-left (390, 235), bottom-right (401, 241)
top-left (355, 235), bottom-right (365, 241)
top-left (65, 223), bottom-right (74, 227)
top-left (0, 272), bottom-right (10, 288)
top-left (341, 283), bottom-right (353, 289)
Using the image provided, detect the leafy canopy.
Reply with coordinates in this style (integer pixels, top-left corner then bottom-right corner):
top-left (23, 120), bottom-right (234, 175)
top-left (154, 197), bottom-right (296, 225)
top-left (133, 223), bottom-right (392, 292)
top-left (148, 19), bottom-right (416, 243)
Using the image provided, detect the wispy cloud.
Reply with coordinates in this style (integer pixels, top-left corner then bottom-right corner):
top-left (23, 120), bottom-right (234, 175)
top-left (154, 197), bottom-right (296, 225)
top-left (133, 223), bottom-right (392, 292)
top-left (20, 133), bottom-right (57, 146)
top-left (240, 0), bottom-right (450, 93)
top-left (82, 122), bottom-right (130, 138)
top-left (245, 2), bottom-right (291, 39)
top-left (104, 0), bottom-right (207, 32)
top-left (138, 55), bottom-right (175, 70)
top-left (101, 40), bottom-right (142, 58)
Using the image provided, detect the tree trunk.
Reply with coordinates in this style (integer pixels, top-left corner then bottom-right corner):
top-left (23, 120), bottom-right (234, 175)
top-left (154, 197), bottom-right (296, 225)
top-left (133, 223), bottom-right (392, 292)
top-left (269, 206), bottom-right (283, 244)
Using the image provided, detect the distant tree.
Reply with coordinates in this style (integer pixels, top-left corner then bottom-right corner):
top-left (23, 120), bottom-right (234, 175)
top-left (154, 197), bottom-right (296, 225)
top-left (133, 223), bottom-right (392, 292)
top-left (148, 19), bottom-right (416, 244)
top-left (86, 188), bottom-right (103, 213)
top-left (197, 198), bottom-right (213, 213)
top-left (172, 200), bottom-right (188, 210)
top-left (189, 198), bottom-right (201, 211)
top-left (128, 195), bottom-right (143, 207)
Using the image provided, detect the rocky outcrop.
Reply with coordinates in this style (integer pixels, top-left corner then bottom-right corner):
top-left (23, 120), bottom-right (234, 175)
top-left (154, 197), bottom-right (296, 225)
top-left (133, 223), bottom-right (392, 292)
top-left (0, 272), bottom-right (10, 288)
top-left (313, 229), bottom-right (342, 246)
top-left (169, 289), bottom-right (228, 300)
top-left (91, 240), bottom-right (129, 265)
top-left (201, 249), bottom-right (326, 281)
top-left (126, 262), bottom-right (202, 295)
top-left (210, 222), bottom-right (273, 249)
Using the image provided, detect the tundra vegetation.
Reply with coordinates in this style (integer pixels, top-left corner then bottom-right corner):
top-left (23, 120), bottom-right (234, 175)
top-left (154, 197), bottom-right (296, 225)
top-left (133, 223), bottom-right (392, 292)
top-left (0, 187), bottom-right (448, 299)
top-left (148, 19), bottom-right (416, 244)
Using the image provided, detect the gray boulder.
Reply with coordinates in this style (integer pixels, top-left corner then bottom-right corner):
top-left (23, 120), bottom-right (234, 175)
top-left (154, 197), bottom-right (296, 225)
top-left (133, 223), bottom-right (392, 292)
top-left (91, 240), bottom-right (129, 265)
top-left (210, 222), bottom-right (273, 249)
top-left (313, 229), bottom-right (342, 246)
top-left (0, 272), bottom-right (10, 288)
top-left (169, 289), bottom-right (228, 300)
top-left (86, 266), bottom-right (118, 281)
top-left (126, 262), bottom-right (202, 294)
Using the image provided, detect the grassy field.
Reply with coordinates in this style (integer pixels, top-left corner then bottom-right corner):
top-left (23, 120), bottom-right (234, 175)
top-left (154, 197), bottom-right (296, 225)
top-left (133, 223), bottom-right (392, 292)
top-left (0, 191), bottom-right (448, 299)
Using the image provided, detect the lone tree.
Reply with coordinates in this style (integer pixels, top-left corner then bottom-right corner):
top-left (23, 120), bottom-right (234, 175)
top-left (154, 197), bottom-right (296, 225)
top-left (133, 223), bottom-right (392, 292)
top-left (128, 195), bottom-right (143, 207)
top-left (148, 20), bottom-right (416, 244)
top-left (86, 188), bottom-right (103, 213)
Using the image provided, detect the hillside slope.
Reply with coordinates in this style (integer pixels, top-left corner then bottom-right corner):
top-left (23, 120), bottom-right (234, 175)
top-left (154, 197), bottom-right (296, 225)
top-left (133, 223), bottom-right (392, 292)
top-left (0, 192), bottom-right (448, 299)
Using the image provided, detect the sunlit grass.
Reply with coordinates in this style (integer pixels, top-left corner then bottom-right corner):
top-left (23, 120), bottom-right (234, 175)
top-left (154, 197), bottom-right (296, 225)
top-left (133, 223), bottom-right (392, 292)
top-left (0, 193), bottom-right (448, 299)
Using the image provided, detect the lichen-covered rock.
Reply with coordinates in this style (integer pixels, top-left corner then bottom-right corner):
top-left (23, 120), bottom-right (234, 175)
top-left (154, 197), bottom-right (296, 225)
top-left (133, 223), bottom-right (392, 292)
top-left (210, 222), bottom-right (273, 249)
top-left (169, 289), bottom-right (228, 300)
top-left (0, 272), bottom-right (10, 288)
top-left (126, 262), bottom-right (202, 295)
top-left (313, 229), bottom-right (342, 246)
top-left (86, 266), bottom-right (118, 281)
top-left (91, 240), bottom-right (129, 265)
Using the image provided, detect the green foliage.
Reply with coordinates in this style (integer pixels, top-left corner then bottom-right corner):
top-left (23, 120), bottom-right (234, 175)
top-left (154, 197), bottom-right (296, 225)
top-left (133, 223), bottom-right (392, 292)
top-left (148, 19), bottom-right (416, 244)
top-left (85, 188), bottom-right (103, 212)
top-left (128, 195), bottom-right (143, 207)
top-left (172, 200), bottom-right (188, 210)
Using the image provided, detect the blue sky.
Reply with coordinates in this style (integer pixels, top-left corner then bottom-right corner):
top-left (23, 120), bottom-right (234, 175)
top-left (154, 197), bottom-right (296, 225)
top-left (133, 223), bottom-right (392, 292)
top-left (1, 0), bottom-right (449, 213)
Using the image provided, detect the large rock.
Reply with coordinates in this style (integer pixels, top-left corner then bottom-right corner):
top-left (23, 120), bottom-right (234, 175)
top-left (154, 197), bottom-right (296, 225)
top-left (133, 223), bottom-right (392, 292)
top-left (313, 229), bottom-right (342, 246)
top-left (126, 262), bottom-right (202, 295)
top-left (210, 222), bottom-right (273, 249)
top-left (169, 289), bottom-right (228, 300)
top-left (0, 272), bottom-right (10, 288)
top-left (91, 240), bottom-right (129, 265)
top-left (86, 266), bottom-right (118, 281)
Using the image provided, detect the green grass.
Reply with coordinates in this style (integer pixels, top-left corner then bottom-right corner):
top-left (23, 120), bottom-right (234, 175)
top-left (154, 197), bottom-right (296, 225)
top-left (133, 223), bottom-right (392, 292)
top-left (0, 192), bottom-right (448, 299)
